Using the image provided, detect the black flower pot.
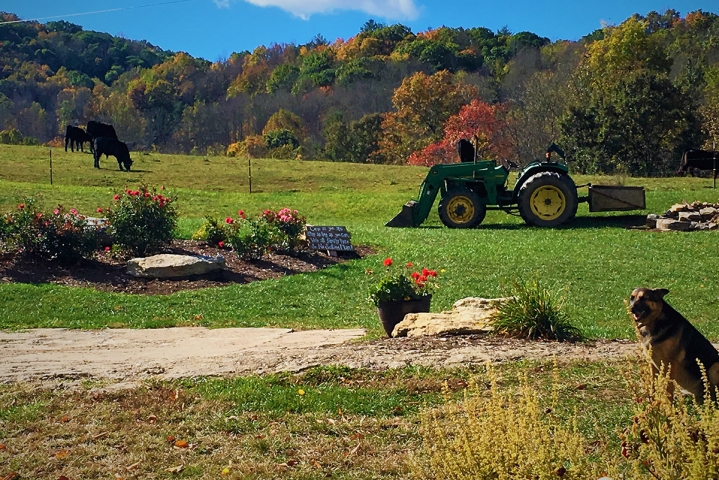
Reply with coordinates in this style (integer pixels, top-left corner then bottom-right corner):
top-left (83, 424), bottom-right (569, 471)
top-left (377, 295), bottom-right (432, 337)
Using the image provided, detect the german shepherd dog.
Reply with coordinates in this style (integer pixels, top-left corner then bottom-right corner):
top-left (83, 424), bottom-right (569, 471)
top-left (629, 287), bottom-right (719, 402)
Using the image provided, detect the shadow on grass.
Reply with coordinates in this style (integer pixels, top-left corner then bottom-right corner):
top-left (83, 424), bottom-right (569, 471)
top-left (396, 214), bottom-right (648, 231)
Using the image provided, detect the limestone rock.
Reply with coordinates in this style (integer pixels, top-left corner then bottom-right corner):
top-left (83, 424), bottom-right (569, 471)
top-left (127, 254), bottom-right (225, 278)
top-left (700, 207), bottom-right (718, 220)
top-left (655, 218), bottom-right (692, 231)
top-left (678, 211), bottom-right (703, 222)
top-left (667, 202), bottom-right (689, 216)
top-left (392, 297), bottom-right (509, 338)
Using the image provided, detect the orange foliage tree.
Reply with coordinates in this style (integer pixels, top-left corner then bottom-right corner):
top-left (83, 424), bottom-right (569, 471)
top-left (407, 99), bottom-right (510, 166)
top-left (374, 70), bottom-right (477, 164)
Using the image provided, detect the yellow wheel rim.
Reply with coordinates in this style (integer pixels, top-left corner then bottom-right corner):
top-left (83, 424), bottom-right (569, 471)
top-left (529, 185), bottom-right (565, 221)
top-left (446, 196), bottom-right (475, 224)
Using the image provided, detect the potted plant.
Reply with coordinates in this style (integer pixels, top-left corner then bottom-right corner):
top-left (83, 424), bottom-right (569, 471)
top-left (368, 257), bottom-right (439, 337)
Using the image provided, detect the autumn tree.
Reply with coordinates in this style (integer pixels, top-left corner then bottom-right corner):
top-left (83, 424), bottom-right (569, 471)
top-left (407, 99), bottom-right (510, 166)
top-left (375, 70), bottom-right (478, 164)
top-left (262, 108), bottom-right (304, 141)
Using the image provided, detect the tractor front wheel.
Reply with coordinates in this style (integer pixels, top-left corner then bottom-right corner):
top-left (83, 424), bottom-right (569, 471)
top-left (518, 172), bottom-right (578, 227)
top-left (438, 188), bottom-right (486, 228)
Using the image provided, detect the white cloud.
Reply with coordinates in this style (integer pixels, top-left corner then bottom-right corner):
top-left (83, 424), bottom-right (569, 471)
top-left (214, 0), bottom-right (230, 8)
top-left (238, 0), bottom-right (419, 21)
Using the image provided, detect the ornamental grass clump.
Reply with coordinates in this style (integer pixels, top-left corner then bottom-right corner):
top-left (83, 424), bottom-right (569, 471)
top-left (106, 186), bottom-right (177, 257)
top-left (415, 362), bottom-right (612, 479)
top-left (493, 279), bottom-right (582, 341)
top-left (0, 198), bottom-right (99, 264)
top-left (368, 257), bottom-right (439, 306)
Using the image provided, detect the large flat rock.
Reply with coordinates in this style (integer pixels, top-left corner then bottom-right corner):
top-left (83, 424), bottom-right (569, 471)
top-left (392, 297), bottom-right (508, 337)
top-left (127, 253), bottom-right (226, 278)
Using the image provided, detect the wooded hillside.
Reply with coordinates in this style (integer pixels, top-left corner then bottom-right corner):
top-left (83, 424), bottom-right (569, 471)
top-left (1, 9), bottom-right (718, 174)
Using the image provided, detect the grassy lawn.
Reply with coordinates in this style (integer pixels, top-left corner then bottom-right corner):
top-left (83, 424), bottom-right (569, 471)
top-left (1, 145), bottom-right (719, 339)
top-left (0, 360), bottom-right (637, 479)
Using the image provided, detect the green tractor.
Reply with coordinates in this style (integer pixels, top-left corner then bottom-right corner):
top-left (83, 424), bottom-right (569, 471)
top-left (386, 143), bottom-right (645, 228)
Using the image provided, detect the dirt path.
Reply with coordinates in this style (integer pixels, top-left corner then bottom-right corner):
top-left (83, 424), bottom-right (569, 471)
top-left (0, 327), bottom-right (643, 382)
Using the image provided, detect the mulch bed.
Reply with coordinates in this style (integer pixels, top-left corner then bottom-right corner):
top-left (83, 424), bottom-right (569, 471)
top-left (0, 240), bottom-right (374, 295)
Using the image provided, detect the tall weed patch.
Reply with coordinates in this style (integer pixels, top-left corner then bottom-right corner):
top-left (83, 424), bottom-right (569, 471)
top-left (416, 358), bottom-right (719, 479)
top-left (416, 362), bottom-right (610, 479)
top-left (619, 362), bottom-right (719, 479)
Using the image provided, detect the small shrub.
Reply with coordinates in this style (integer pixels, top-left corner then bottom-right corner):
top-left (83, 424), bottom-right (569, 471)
top-left (225, 216), bottom-right (282, 260)
top-left (416, 362), bottom-right (611, 479)
top-left (226, 141), bottom-right (243, 157)
top-left (192, 216), bottom-right (228, 246)
top-left (1, 199), bottom-right (99, 264)
top-left (264, 129), bottom-right (299, 150)
top-left (193, 208), bottom-right (306, 259)
top-left (267, 144), bottom-right (298, 159)
top-left (242, 135), bottom-right (269, 158)
top-left (0, 128), bottom-right (38, 145)
top-left (492, 280), bottom-right (581, 341)
top-left (106, 186), bottom-right (177, 257)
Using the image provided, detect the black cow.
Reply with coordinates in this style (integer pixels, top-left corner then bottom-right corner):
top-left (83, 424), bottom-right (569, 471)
top-left (677, 150), bottom-right (718, 180)
top-left (93, 137), bottom-right (133, 171)
top-left (86, 121), bottom-right (118, 142)
top-left (457, 138), bottom-right (475, 163)
top-left (65, 125), bottom-right (92, 152)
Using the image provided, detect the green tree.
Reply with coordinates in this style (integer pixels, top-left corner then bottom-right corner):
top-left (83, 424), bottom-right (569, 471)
top-left (562, 71), bottom-right (698, 174)
top-left (266, 64), bottom-right (299, 94)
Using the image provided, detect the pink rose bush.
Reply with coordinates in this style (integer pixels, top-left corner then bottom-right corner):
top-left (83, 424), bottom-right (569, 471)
top-left (193, 208), bottom-right (307, 260)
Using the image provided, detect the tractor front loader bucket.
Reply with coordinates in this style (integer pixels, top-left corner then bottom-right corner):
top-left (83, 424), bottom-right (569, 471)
top-left (386, 201), bottom-right (418, 227)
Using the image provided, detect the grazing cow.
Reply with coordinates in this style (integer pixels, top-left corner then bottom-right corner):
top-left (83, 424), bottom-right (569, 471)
top-left (86, 121), bottom-right (118, 142)
top-left (64, 125), bottom-right (92, 152)
top-left (93, 137), bottom-right (133, 171)
top-left (677, 150), bottom-right (718, 179)
top-left (457, 138), bottom-right (475, 162)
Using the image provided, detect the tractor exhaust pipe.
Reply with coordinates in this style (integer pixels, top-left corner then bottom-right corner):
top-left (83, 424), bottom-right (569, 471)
top-left (386, 201), bottom-right (418, 227)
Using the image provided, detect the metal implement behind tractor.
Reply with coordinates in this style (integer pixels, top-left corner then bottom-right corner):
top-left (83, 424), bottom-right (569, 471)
top-left (386, 144), bottom-right (645, 228)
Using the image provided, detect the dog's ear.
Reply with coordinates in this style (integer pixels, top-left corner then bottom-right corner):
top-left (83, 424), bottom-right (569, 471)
top-left (652, 288), bottom-right (670, 299)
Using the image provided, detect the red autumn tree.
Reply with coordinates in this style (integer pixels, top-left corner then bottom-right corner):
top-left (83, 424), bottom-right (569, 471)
top-left (407, 99), bottom-right (511, 166)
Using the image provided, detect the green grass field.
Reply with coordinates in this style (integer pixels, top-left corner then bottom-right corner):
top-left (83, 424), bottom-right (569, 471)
top-left (2, 144), bottom-right (719, 338)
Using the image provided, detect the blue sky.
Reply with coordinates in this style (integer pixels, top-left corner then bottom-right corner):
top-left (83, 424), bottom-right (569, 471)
top-left (2, 0), bottom-right (717, 61)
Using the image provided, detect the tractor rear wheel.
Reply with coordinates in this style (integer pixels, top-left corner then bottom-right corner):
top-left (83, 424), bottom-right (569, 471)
top-left (518, 172), bottom-right (578, 227)
top-left (438, 187), bottom-right (486, 228)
